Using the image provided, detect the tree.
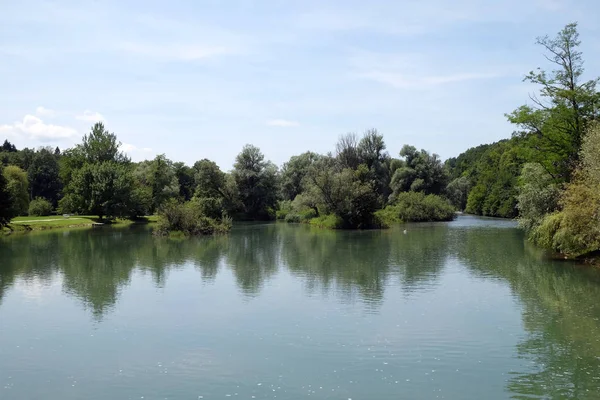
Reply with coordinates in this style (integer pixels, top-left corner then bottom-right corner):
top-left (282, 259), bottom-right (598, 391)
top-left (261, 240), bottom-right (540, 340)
top-left (446, 176), bottom-right (471, 211)
top-left (173, 162), bottom-right (195, 201)
top-left (1, 140), bottom-right (17, 153)
top-left (390, 145), bottom-right (448, 199)
top-left (232, 145), bottom-right (278, 220)
top-left (506, 23), bottom-right (600, 181)
top-left (357, 129), bottom-right (391, 203)
top-left (61, 124), bottom-right (136, 219)
top-left (193, 159), bottom-right (226, 199)
top-left (69, 162), bottom-right (136, 220)
top-left (336, 133), bottom-right (360, 170)
top-left (0, 166), bottom-right (14, 227)
top-left (304, 157), bottom-right (379, 228)
top-left (516, 163), bottom-right (561, 231)
top-left (80, 122), bottom-right (129, 164)
top-left (280, 151), bottom-right (320, 201)
top-left (28, 147), bottom-right (61, 206)
top-left (2, 165), bottom-right (29, 216)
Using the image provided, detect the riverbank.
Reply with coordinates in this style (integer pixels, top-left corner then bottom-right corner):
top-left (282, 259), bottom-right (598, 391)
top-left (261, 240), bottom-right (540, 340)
top-left (2, 215), bottom-right (158, 234)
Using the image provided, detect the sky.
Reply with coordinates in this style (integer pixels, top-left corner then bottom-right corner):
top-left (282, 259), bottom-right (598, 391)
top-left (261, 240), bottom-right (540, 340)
top-left (1, 0), bottom-right (599, 170)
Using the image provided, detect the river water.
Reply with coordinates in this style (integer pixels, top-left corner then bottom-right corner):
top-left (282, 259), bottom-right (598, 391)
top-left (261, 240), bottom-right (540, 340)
top-left (1, 215), bottom-right (600, 399)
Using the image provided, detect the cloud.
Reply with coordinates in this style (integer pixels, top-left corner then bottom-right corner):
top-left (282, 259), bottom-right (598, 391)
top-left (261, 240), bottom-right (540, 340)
top-left (76, 110), bottom-right (105, 122)
top-left (35, 106), bottom-right (55, 117)
top-left (119, 42), bottom-right (234, 61)
top-left (266, 119), bottom-right (300, 127)
top-left (0, 114), bottom-right (77, 141)
top-left (121, 143), bottom-right (153, 153)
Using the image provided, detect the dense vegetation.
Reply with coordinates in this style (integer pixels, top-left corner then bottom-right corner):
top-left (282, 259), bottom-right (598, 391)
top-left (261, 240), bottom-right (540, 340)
top-left (1, 125), bottom-right (455, 232)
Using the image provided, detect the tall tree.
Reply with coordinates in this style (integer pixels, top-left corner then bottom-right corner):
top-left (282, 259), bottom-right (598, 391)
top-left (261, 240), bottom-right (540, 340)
top-left (233, 145), bottom-right (278, 220)
top-left (0, 165), bottom-right (15, 227)
top-left (390, 145), bottom-right (448, 199)
top-left (2, 165), bottom-right (29, 216)
top-left (506, 22), bottom-right (600, 181)
top-left (28, 147), bottom-right (61, 206)
top-left (280, 151), bottom-right (320, 201)
top-left (173, 162), bottom-right (195, 201)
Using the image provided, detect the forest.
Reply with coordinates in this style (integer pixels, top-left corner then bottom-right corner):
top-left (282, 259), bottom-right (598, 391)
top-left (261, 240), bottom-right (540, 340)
top-left (1, 23), bottom-right (599, 259)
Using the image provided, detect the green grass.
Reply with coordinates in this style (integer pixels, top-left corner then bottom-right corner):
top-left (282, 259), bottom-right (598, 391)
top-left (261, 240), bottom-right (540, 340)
top-left (4, 215), bottom-right (158, 233)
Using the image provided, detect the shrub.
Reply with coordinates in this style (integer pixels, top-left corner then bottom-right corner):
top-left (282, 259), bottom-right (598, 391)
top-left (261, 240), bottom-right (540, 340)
top-left (383, 192), bottom-right (455, 222)
top-left (276, 200), bottom-right (293, 220)
top-left (309, 214), bottom-right (343, 229)
top-left (154, 200), bottom-right (232, 237)
top-left (28, 197), bottom-right (53, 216)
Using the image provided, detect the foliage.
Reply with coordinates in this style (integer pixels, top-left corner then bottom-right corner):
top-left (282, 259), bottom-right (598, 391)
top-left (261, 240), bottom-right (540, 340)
top-left (529, 124), bottom-right (600, 257)
top-left (517, 163), bottom-right (561, 231)
top-left (506, 22), bottom-right (600, 182)
top-left (390, 145), bottom-right (448, 199)
top-left (280, 152), bottom-right (320, 201)
top-left (68, 161), bottom-right (137, 220)
top-left (28, 197), bottom-right (53, 216)
top-left (2, 165), bottom-right (29, 216)
top-left (173, 162), bottom-right (195, 201)
top-left (133, 155), bottom-right (179, 213)
top-left (27, 147), bottom-right (62, 206)
top-left (232, 145), bottom-right (278, 220)
top-left (154, 199), bottom-right (232, 236)
top-left (383, 192), bottom-right (455, 222)
top-left (464, 139), bottom-right (526, 218)
top-left (0, 165), bottom-right (14, 227)
top-left (308, 214), bottom-right (344, 229)
top-left (445, 176), bottom-right (471, 211)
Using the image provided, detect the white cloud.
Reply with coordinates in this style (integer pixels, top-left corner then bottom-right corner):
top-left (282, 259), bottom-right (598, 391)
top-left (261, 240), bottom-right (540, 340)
top-left (35, 106), bottom-right (55, 117)
top-left (266, 119), bottom-right (300, 127)
top-left (119, 42), bottom-right (233, 61)
top-left (121, 143), bottom-right (153, 153)
top-left (0, 114), bottom-right (77, 141)
top-left (76, 110), bottom-right (105, 122)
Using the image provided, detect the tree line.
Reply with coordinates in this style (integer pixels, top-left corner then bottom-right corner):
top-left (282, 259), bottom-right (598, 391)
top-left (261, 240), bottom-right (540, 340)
top-left (0, 124), bottom-right (455, 231)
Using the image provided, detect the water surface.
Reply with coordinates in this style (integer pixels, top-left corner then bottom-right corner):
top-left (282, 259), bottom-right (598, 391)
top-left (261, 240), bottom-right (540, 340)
top-left (1, 216), bottom-right (600, 399)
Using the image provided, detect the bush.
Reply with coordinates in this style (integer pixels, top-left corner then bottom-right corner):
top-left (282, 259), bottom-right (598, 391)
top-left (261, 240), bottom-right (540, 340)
top-left (276, 200), bottom-right (292, 220)
top-left (383, 192), bottom-right (456, 222)
top-left (154, 200), bottom-right (232, 237)
top-left (28, 197), bottom-right (53, 216)
top-left (309, 214), bottom-right (344, 229)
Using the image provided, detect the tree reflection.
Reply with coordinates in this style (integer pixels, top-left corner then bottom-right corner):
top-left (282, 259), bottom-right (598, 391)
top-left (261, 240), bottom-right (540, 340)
top-left (454, 226), bottom-right (600, 399)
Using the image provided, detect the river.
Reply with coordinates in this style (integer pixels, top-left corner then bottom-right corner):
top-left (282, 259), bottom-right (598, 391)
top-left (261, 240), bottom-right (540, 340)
top-left (1, 215), bottom-right (600, 399)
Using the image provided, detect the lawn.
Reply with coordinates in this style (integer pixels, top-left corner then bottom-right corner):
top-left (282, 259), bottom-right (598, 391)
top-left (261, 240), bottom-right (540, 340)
top-left (4, 215), bottom-right (158, 233)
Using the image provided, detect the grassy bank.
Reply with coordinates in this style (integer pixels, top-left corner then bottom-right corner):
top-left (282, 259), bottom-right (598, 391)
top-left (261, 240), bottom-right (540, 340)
top-left (3, 215), bottom-right (158, 234)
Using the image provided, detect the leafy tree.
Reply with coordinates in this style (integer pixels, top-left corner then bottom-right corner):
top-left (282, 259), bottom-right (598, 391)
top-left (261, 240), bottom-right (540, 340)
top-left (336, 133), bottom-right (360, 170)
top-left (193, 159), bottom-right (226, 199)
top-left (28, 197), bottom-right (53, 216)
top-left (516, 163), bottom-right (560, 231)
top-left (133, 155), bottom-right (179, 213)
top-left (0, 165), bottom-right (15, 227)
top-left (28, 147), bottom-right (61, 206)
top-left (2, 165), bottom-right (29, 216)
top-left (80, 122), bottom-right (129, 164)
top-left (446, 176), bottom-right (471, 211)
top-left (69, 162), bottom-right (136, 220)
top-left (357, 129), bottom-right (391, 203)
top-left (390, 145), bottom-right (448, 199)
top-left (232, 145), bottom-right (278, 220)
top-left (506, 22), bottom-right (600, 181)
top-left (61, 124), bottom-right (136, 219)
top-left (173, 162), bottom-right (195, 201)
top-left (280, 151), bottom-right (320, 201)
top-left (1, 140), bottom-right (17, 153)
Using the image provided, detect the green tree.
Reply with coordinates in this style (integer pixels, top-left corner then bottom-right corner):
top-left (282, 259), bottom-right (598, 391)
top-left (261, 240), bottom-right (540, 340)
top-left (280, 151), bottom-right (320, 201)
top-left (0, 165), bottom-right (15, 227)
top-left (232, 145), bottom-right (278, 220)
top-left (390, 145), bottom-right (448, 199)
top-left (69, 162), bottom-right (136, 220)
top-left (173, 162), bottom-right (195, 201)
top-left (28, 147), bottom-right (61, 206)
top-left (80, 122), bottom-right (129, 164)
top-left (516, 163), bottom-right (561, 231)
top-left (506, 22), bottom-right (600, 181)
top-left (193, 159), bottom-right (226, 199)
top-left (445, 176), bottom-right (471, 211)
top-left (2, 165), bottom-right (29, 216)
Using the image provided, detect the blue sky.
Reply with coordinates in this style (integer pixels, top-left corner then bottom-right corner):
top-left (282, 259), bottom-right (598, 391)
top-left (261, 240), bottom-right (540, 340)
top-left (1, 0), bottom-right (599, 169)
